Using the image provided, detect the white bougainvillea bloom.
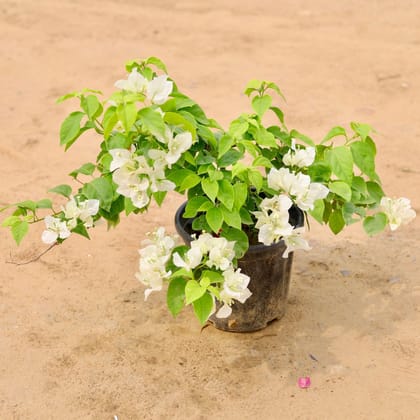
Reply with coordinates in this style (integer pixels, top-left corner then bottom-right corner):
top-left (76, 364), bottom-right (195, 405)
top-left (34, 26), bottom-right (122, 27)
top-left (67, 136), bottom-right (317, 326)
top-left (136, 227), bottom-right (177, 300)
top-left (146, 75), bottom-right (173, 105)
top-left (114, 67), bottom-right (148, 93)
top-left (260, 194), bottom-right (293, 214)
top-left (206, 238), bottom-right (236, 271)
top-left (173, 247), bottom-right (203, 271)
top-left (216, 268), bottom-right (252, 318)
top-left (380, 197), bottom-right (416, 230)
top-left (282, 227), bottom-right (311, 258)
top-left (41, 216), bottom-right (71, 244)
top-left (166, 131), bottom-right (193, 166)
top-left (254, 211), bottom-right (294, 245)
top-left (63, 197), bottom-right (100, 229)
top-left (267, 167), bottom-right (329, 211)
top-left (295, 182), bottom-right (329, 211)
top-left (283, 146), bottom-right (316, 168)
top-left (109, 149), bottom-right (134, 172)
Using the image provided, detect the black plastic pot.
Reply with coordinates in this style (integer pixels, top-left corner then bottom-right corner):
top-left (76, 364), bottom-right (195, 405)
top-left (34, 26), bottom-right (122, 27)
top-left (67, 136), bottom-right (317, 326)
top-left (174, 202), bottom-right (304, 332)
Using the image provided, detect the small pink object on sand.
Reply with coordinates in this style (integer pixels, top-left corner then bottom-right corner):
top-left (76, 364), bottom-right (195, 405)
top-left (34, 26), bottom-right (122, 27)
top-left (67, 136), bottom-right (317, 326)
top-left (298, 377), bottom-right (311, 388)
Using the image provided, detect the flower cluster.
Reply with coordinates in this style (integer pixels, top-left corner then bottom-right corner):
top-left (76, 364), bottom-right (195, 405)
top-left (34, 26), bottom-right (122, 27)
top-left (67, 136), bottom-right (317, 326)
top-left (380, 197), bottom-right (416, 231)
top-left (252, 165), bottom-right (329, 254)
top-left (114, 67), bottom-right (172, 105)
top-left (41, 197), bottom-right (99, 244)
top-left (135, 227), bottom-right (176, 299)
top-left (171, 233), bottom-right (252, 318)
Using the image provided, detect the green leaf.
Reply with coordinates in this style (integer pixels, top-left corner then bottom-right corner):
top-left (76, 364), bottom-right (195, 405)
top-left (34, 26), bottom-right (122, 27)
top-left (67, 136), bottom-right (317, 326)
top-left (229, 119), bottom-right (248, 139)
top-left (167, 169), bottom-right (201, 192)
top-left (322, 126), bottom-right (347, 144)
top-left (106, 132), bottom-right (131, 150)
top-left (217, 150), bottom-right (243, 167)
top-left (69, 162), bottom-right (96, 179)
top-left (16, 200), bottom-right (37, 212)
top-left (11, 220), bottom-right (29, 245)
top-left (36, 199), bottom-right (53, 209)
top-left (328, 208), bottom-right (345, 234)
top-left (350, 122), bottom-right (372, 141)
top-left (252, 156), bottom-right (272, 168)
top-left (153, 191), bottom-right (167, 206)
top-left (270, 106), bottom-right (284, 124)
top-left (221, 227), bottom-right (249, 258)
top-left (247, 169), bottom-right (263, 192)
top-left (218, 134), bottom-right (234, 158)
top-left (164, 112), bottom-right (197, 140)
top-left (309, 199), bottom-right (325, 224)
top-left (82, 177), bottom-right (114, 211)
top-left (290, 129), bottom-right (315, 146)
top-left (49, 184), bottom-right (72, 198)
top-left (363, 212), bottom-right (387, 236)
top-left (117, 102), bottom-right (137, 132)
top-left (145, 56), bottom-right (168, 73)
top-left (254, 127), bottom-right (277, 148)
top-left (206, 207), bottom-right (223, 233)
top-left (201, 178), bottom-right (219, 202)
top-left (351, 140), bottom-right (376, 179)
top-left (307, 163), bottom-right (331, 183)
top-left (167, 277), bottom-right (187, 317)
top-left (252, 95), bottom-right (272, 117)
top-left (328, 181), bottom-right (352, 201)
top-left (266, 81), bottom-right (286, 100)
top-left (192, 292), bottom-right (214, 325)
top-left (138, 107), bottom-right (166, 138)
top-left (185, 279), bottom-right (206, 305)
top-left (325, 146), bottom-right (354, 184)
top-left (72, 223), bottom-right (90, 239)
top-left (81, 95), bottom-right (102, 120)
top-left (102, 106), bottom-right (118, 139)
top-left (366, 181), bottom-right (384, 203)
top-left (200, 270), bottom-right (224, 284)
top-left (220, 205), bottom-right (242, 229)
top-left (244, 79), bottom-right (263, 96)
top-left (233, 182), bottom-right (248, 210)
top-left (184, 196), bottom-right (212, 218)
top-left (218, 179), bottom-right (234, 210)
top-left (60, 111), bottom-right (84, 147)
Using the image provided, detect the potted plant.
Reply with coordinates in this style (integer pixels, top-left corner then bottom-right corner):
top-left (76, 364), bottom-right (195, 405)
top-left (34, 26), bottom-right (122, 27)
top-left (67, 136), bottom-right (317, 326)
top-left (1, 57), bottom-right (416, 331)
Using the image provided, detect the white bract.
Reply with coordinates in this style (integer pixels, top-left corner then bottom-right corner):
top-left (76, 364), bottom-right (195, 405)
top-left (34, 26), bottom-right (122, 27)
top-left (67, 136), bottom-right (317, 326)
top-left (216, 268), bottom-right (252, 319)
top-left (114, 68), bottom-right (148, 93)
top-left (135, 228), bottom-right (177, 300)
top-left (63, 197), bottom-right (100, 229)
top-left (283, 146), bottom-right (315, 168)
top-left (146, 75), bottom-right (173, 105)
top-left (41, 216), bottom-right (71, 244)
top-left (380, 197), bottom-right (416, 231)
top-left (268, 167), bottom-right (329, 211)
top-left (282, 227), bottom-right (311, 258)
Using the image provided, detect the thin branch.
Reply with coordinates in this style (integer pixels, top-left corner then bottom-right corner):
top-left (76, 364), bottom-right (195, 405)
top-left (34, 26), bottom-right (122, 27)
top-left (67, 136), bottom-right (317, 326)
top-left (6, 243), bottom-right (57, 266)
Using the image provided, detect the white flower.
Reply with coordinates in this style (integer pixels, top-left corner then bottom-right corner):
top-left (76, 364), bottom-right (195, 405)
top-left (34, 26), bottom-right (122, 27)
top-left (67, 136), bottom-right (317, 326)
top-left (166, 131), bottom-right (193, 166)
top-left (267, 167), bottom-right (329, 212)
top-left (260, 194), bottom-right (293, 213)
top-left (146, 75), bottom-right (173, 105)
top-left (283, 147), bottom-right (316, 168)
top-left (136, 227), bottom-right (177, 299)
top-left (41, 215), bottom-right (71, 244)
top-left (254, 195), bottom-right (294, 245)
top-left (206, 238), bottom-right (236, 271)
top-left (63, 197), bottom-right (100, 229)
top-left (114, 68), bottom-right (148, 93)
top-left (295, 182), bottom-right (329, 211)
top-left (109, 149), bottom-right (134, 172)
top-left (216, 268), bottom-right (252, 318)
top-left (380, 197), bottom-right (416, 230)
top-left (173, 247), bottom-right (203, 271)
top-left (282, 227), bottom-right (311, 258)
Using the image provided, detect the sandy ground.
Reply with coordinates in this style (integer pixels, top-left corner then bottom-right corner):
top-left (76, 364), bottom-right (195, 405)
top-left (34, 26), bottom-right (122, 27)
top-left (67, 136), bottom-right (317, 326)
top-left (1, 0), bottom-right (420, 418)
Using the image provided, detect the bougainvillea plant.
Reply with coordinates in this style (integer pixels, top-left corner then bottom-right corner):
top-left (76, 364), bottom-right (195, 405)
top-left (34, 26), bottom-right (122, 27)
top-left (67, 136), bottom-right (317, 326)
top-left (1, 57), bottom-right (416, 324)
